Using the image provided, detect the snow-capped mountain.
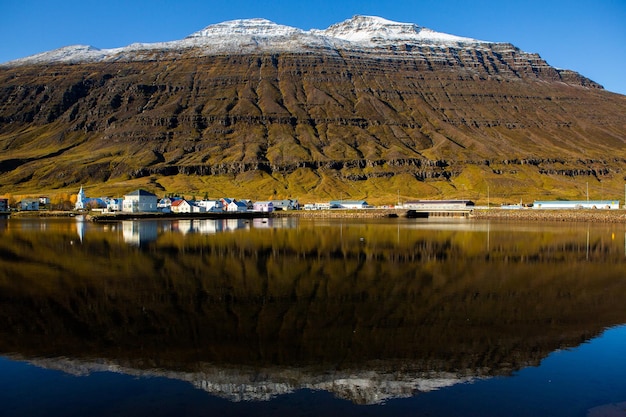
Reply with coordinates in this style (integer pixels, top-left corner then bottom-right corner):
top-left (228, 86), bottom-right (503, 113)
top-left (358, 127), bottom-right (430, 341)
top-left (3, 15), bottom-right (489, 65)
top-left (315, 15), bottom-right (482, 45)
top-left (0, 13), bottom-right (618, 198)
top-left (187, 17), bottom-right (305, 39)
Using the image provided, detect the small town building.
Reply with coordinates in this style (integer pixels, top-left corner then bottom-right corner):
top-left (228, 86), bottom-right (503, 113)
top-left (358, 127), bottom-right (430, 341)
top-left (38, 196), bottom-right (50, 206)
top-left (74, 187), bottom-right (107, 210)
top-left (158, 197), bottom-right (181, 212)
top-left (532, 200), bottom-right (620, 210)
top-left (303, 202), bottom-right (331, 210)
top-left (222, 199), bottom-right (247, 212)
top-left (404, 200), bottom-right (475, 210)
top-left (171, 199), bottom-right (192, 213)
top-left (75, 186), bottom-right (87, 210)
top-left (105, 198), bottom-right (123, 212)
top-left (122, 189), bottom-right (158, 213)
top-left (271, 199), bottom-right (298, 211)
top-left (253, 201), bottom-right (274, 212)
top-left (220, 197), bottom-right (234, 207)
top-left (241, 199), bottom-right (254, 210)
top-left (0, 198), bottom-right (9, 212)
top-left (19, 198), bottom-right (40, 211)
top-left (196, 200), bottom-right (223, 212)
top-left (329, 200), bottom-right (371, 209)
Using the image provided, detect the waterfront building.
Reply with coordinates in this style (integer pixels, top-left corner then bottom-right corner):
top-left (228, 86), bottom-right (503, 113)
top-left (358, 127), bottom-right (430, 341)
top-left (19, 198), bottom-right (39, 211)
top-left (329, 200), bottom-right (371, 209)
top-left (122, 189), bottom-right (158, 213)
top-left (253, 201), bottom-right (274, 212)
top-left (532, 200), bottom-right (620, 209)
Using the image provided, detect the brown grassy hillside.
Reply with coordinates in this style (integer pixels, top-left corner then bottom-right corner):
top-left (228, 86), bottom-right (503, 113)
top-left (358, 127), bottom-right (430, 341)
top-left (1, 48), bottom-right (625, 204)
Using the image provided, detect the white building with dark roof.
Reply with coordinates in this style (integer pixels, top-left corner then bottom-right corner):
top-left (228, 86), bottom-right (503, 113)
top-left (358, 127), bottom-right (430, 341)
top-left (122, 189), bottom-right (158, 213)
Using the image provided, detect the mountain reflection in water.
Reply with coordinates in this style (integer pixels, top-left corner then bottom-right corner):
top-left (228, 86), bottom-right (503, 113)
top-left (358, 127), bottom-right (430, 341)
top-left (0, 217), bottom-right (625, 404)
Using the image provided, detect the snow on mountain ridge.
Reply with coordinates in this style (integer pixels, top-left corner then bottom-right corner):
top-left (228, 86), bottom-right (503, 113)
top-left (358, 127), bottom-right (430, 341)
top-left (318, 15), bottom-right (483, 45)
top-left (2, 15), bottom-right (490, 66)
top-left (187, 18), bottom-right (305, 39)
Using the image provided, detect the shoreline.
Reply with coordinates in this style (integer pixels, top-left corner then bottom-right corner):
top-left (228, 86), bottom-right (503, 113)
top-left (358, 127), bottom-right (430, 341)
top-left (5, 208), bottom-right (626, 223)
top-left (470, 209), bottom-right (626, 223)
top-left (275, 208), bottom-right (626, 223)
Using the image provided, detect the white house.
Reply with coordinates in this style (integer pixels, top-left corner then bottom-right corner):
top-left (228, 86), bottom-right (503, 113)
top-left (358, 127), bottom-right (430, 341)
top-left (231, 201), bottom-right (248, 212)
top-left (253, 201), bottom-right (274, 212)
top-left (221, 198), bottom-right (248, 212)
top-left (122, 189), bottom-right (158, 213)
top-left (196, 200), bottom-right (223, 212)
top-left (171, 199), bottom-right (192, 213)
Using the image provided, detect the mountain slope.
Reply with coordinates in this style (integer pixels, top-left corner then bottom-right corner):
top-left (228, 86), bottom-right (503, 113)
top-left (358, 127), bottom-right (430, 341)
top-left (0, 16), bottom-right (624, 203)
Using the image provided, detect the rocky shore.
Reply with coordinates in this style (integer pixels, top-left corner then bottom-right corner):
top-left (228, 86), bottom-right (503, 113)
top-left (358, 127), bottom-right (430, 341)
top-left (276, 208), bottom-right (626, 223)
top-left (470, 209), bottom-right (626, 223)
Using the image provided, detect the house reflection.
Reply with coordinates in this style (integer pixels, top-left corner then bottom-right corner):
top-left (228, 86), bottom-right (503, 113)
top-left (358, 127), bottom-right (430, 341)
top-left (68, 216), bottom-right (299, 246)
top-left (122, 220), bottom-right (159, 246)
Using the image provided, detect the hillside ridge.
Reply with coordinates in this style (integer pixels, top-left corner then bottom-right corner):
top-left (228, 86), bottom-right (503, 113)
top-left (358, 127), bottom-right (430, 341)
top-left (0, 16), bottom-right (624, 203)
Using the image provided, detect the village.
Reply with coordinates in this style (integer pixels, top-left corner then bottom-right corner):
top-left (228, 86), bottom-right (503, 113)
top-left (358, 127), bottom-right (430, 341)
top-left (0, 187), bottom-right (377, 215)
top-left (0, 186), bottom-right (622, 218)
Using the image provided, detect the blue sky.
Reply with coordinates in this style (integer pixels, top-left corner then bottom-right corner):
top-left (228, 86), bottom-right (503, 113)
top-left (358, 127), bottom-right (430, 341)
top-left (1, 0), bottom-right (625, 95)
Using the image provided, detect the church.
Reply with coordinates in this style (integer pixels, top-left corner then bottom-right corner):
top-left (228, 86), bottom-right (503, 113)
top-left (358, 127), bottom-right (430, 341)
top-left (74, 186), bottom-right (106, 210)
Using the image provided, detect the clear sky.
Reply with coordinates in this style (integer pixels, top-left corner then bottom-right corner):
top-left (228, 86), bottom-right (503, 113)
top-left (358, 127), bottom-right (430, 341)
top-left (1, 0), bottom-right (625, 95)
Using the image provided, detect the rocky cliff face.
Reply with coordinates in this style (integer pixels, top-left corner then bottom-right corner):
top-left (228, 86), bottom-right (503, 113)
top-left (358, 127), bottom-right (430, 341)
top-left (0, 16), bottom-right (624, 201)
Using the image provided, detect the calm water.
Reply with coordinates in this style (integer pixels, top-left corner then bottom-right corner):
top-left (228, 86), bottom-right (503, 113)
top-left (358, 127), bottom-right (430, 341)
top-left (0, 216), bottom-right (625, 417)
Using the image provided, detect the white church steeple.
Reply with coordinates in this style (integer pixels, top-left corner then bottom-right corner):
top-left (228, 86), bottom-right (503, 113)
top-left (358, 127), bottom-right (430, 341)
top-left (75, 186), bottom-right (86, 210)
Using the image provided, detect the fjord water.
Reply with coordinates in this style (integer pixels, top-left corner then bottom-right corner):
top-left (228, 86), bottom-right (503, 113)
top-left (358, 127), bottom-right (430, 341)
top-left (0, 216), bottom-right (625, 417)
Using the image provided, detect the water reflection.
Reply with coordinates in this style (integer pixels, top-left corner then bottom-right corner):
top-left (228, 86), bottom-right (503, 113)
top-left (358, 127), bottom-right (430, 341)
top-left (0, 217), bottom-right (625, 406)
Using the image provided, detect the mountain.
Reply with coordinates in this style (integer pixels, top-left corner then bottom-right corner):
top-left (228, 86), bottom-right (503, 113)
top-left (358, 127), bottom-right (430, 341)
top-left (1, 16), bottom-right (625, 203)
